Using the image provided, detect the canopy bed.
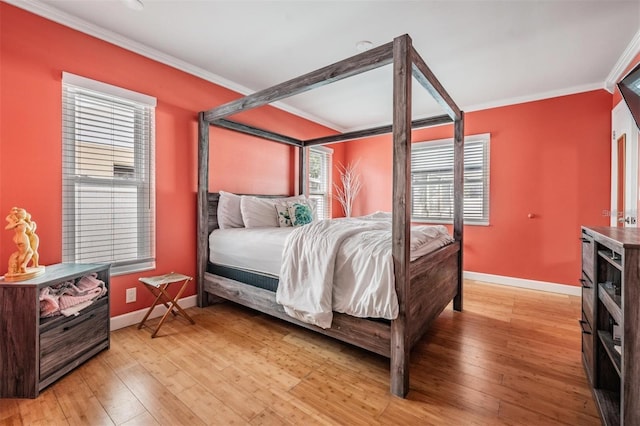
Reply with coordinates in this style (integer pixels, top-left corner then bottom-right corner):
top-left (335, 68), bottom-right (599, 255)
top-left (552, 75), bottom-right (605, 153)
top-left (197, 34), bottom-right (465, 397)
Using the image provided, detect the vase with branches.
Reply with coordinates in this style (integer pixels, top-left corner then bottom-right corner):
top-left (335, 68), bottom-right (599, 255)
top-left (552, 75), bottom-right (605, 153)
top-left (334, 160), bottom-right (362, 217)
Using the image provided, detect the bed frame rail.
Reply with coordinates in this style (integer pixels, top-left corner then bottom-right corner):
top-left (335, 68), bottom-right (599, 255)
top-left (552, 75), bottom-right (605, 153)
top-left (204, 273), bottom-right (391, 356)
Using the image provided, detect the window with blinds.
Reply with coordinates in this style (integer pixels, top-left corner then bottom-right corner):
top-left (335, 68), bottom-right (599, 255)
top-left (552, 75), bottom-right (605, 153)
top-left (411, 134), bottom-right (490, 224)
top-left (62, 72), bottom-right (156, 275)
top-left (309, 146), bottom-right (332, 220)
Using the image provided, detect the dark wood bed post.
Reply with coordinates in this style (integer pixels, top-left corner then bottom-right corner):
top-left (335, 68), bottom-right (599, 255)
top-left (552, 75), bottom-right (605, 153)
top-left (197, 112), bottom-right (210, 308)
top-left (390, 34), bottom-right (412, 398)
top-left (298, 147), bottom-right (307, 196)
top-left (453, 114), bottom-right (465, 311)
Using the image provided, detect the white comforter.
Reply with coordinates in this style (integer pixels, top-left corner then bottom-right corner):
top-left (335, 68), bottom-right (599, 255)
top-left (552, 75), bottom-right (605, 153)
top-left (275, 214), bottom-right (453, 328)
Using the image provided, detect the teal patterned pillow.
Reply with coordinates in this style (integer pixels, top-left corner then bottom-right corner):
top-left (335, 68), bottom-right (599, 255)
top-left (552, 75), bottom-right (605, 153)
top-left (275, 203), bottom-right (292, 227)
top-left (288, 201), bottom-right (314, 226)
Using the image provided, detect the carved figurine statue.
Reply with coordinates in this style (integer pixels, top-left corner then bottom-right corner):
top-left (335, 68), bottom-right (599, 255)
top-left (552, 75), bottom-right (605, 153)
top-left (4, 207), bottom-right (44, 281)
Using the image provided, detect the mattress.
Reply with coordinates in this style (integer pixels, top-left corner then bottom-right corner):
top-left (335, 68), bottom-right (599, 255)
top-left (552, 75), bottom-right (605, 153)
top-left (209, 220), bottom-right (453, 278)
top-left (208, 220), bottom-right (453, 278)
top-left (207, 263), bottom-right (279, 292)
top-left (209, 227), bottom-right (294, 277)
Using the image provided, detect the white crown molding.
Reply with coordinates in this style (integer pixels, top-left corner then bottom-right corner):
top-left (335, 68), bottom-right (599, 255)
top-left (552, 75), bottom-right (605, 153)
top-left (3, 0), bottom-right (343, 132)
top-left (464, 82), bottom-right (604, 113)
top-left (605, 28), bottom-right (640, 93)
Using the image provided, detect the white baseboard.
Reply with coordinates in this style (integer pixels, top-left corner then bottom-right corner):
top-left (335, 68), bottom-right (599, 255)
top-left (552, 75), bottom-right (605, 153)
top-left (110, 295), bottom-right (198, 331)
top-left (463, 271), bottom-right (581, 296)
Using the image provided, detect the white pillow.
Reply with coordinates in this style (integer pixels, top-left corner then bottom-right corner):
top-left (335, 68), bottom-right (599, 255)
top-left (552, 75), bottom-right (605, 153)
top-left (217, 191), bottom-right (244, 229)
top-left (275, 203), bottom-right (293, 227)
top-left (241, 195), bottom-right (305, 228)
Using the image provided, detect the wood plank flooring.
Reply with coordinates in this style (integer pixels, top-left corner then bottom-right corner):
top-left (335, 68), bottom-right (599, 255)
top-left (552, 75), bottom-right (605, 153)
top-left (0, 280), bottom-right (600, 425)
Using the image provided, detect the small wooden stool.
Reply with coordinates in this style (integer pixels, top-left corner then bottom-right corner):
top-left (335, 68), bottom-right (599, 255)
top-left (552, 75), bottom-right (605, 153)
top-left (137, 272), bottom-right (195, 338)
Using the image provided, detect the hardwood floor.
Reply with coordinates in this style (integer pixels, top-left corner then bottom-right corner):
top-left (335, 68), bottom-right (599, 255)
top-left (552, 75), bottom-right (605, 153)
top-left (0, 280), bottom-right (600, 425)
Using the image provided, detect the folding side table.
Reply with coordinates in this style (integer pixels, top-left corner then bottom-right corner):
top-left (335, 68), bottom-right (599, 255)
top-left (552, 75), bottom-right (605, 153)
top-left (137, 272), bottom-right (195, 337)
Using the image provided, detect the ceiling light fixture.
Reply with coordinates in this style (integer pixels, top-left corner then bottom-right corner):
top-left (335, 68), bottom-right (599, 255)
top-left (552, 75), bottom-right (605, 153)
top-left (122, 0), bottom-right (144, 11)
top-left (356, 40), bottom-right (373, 52)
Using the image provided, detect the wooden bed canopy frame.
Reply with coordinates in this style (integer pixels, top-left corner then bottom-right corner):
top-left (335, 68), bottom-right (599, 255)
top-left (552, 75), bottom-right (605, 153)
top-left (197, 34), bottom-right (464, 397)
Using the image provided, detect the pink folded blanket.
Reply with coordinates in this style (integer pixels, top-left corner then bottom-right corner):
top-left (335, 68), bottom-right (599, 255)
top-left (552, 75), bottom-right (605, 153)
top-left (39, 273), bottom-right (107, 317)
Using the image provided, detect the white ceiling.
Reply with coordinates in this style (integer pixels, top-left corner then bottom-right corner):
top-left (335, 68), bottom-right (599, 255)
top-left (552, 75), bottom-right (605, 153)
top-left (9, 0), bottom-right (640, 132)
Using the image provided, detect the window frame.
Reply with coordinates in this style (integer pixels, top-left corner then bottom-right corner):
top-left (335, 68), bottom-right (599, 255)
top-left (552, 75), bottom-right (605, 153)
top-left (61, 72), bottom-right (156, 275)
top-left (411, 133), bottom-right (490, 225)
top-left (308, 146), bottom-right (333, 220)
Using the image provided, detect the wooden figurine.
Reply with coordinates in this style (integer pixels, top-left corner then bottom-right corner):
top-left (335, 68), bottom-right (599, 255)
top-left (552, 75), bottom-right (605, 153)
top-left (4, 207), bottom-right (45, 281)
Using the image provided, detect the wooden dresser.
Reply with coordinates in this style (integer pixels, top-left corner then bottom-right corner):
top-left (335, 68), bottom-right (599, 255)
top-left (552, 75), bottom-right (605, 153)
top-left (0, 263), bottom-right (110, 398)
top-left (581, 227), bottom-right (640, 425)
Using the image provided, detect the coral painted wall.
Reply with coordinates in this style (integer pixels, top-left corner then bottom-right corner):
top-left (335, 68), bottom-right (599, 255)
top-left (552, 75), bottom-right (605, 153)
top-left (345, 91), bottom-right (612, 286)
top-left (0, 4), bottom-right (343, 317)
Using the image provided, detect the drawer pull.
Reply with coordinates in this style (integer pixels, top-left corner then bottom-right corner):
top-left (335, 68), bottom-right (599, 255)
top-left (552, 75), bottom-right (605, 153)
top-left (581, 238), bottom-right (592, 244)
top-left (579, 278), bottom-right (592, 289)
top-left (579, 319), bottom-right (592, 335)
top-left (63, 314), bottom-right (96, 332)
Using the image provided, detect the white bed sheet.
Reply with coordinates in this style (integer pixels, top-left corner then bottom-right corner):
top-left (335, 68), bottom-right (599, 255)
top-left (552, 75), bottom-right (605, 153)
top-left (209, 227), bottom-right (295, 277)
top-left (275, 216), bottom-right (454, 328)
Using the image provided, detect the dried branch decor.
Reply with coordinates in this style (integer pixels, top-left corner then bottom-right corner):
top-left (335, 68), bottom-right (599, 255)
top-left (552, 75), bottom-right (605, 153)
top-left (334, 160), bottom-right (362, 217)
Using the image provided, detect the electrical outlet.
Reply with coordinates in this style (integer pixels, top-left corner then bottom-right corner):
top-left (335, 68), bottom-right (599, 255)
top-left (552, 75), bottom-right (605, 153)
top-left (126, 288), bottom-right (136, 303)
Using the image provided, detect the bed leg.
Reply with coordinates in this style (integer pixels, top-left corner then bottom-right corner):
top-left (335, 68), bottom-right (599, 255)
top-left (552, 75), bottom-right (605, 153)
top-left (454, 291), bottom-right (463, 311)
top-left (453, 252), bottom-right (463, 312)
top-left (453, 272), bottom-right (463, 310)
top-left (390, 319), bottom-right (409, 397)
top-left (198, 293), bottom-right (209, 308)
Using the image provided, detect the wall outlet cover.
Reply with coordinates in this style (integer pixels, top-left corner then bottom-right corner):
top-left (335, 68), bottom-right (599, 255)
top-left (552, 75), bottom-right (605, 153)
top-left (126, 288), bottom-right (136, 303)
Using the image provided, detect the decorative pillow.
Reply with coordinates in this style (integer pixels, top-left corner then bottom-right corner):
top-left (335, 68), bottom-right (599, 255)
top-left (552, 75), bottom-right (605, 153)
top-left (288, 201), bottom-right (315, 227)
top-left (275, 203), bottom-right (293, 227)
top-left (306, 197), bottom-right (318, 220)
top-left (240, 195), bottom-right (305, 228)
top-left (217, 191), bottom-right (244, 229)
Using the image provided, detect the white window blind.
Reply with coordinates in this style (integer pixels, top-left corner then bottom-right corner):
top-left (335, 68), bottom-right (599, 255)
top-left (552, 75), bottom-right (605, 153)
top-left (309, 146), bottom-right (332, 220)
top-left (411, 134), bottom-right (490, 224)
top-left (62, 72), bottom-right (156, 275)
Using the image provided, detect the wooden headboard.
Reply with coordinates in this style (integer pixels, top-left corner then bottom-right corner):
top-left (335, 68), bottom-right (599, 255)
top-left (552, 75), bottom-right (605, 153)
top-left (207, 192), bottom-right (221, 234)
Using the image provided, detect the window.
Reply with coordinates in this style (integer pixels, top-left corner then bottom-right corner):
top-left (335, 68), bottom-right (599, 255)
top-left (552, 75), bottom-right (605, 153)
top-left (62, 72), bottom-right (156, 275)
top-left (308, 146), bottom-right (332, 220)
top-left (411, 134), bottom-right (490, 224)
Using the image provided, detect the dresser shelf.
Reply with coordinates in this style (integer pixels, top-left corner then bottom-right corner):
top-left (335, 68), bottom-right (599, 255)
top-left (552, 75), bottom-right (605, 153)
top-left (597, 249), bottom-right (622, 270)
top-left (598, 284), bottom-right (622, 324)
top-left (597, 330), bottom-right (622, 376)
top-left (593, 389), bottom-right (621, 426)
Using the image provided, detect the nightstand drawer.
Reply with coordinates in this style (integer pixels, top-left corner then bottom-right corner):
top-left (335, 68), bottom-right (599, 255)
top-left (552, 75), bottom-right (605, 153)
top-left (40, 301), bottom-right (109, 380)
